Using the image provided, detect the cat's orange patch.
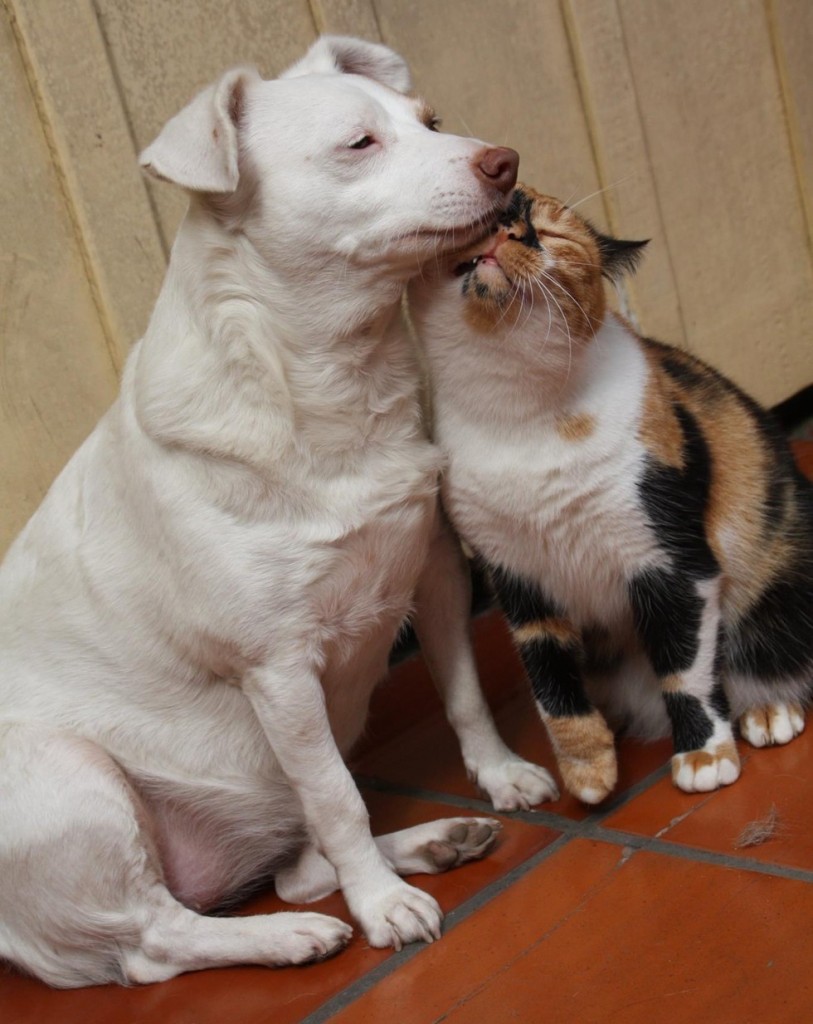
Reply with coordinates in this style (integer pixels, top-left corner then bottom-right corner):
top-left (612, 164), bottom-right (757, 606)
top-left (462, 295), bottom-right (514, 334)
top-left (514, 617), bottom-right (580, 647)
top-left (639, 339), bottom-right (795, 623)
top-left (555, 413), bottom-right (595, 442)
top-left (542, 709), bottom-right (617, 802)
top-left (660, 673), bottom-right (685, 693)
top-left (637, 350), bottom-right (684, 469)
top-left (672, 741), bottom-right (740, 782)
top-left (740, 704), bottom-right (804, 739)
top-left (543, 709), bottom-right (615, 762)
top-left (716, 740), bottom-right (740, 767)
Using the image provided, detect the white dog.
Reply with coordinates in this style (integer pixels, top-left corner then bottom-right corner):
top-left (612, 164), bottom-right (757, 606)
top-left (0, 36), bottom-right (557, 988)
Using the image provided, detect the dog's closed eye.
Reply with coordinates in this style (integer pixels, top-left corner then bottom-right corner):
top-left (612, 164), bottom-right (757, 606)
top-left (349, 134), bottom-right (375, 150)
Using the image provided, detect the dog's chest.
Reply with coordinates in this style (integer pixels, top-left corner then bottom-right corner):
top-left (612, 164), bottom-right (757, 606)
top-left (202, 438), bottom-right (441, 657)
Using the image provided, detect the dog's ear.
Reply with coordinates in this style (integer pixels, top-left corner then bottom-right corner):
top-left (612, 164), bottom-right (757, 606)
top-left (281, 35), bottom-right (412, 94)
top-left (139, 67), bottom-right (261, 193)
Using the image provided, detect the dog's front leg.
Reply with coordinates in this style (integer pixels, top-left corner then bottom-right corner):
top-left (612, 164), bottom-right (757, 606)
top-left (243, 662), bottom-right (442, 950)
top-left (413, 514), bottom-right (560, 810)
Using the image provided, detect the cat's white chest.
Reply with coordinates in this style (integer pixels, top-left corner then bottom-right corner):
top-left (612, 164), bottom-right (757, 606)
top-left (436, 322), bottom-right (663, 628)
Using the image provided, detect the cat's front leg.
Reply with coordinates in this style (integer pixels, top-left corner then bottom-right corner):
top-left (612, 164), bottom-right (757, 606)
top-left (491, 566), bottom-right (617, 804)
top-left (629, 569), bottom-right (740, 793)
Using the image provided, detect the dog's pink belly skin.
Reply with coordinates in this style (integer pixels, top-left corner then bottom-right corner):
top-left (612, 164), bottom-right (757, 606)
top-left (144, 794), bottom-right (304, 910)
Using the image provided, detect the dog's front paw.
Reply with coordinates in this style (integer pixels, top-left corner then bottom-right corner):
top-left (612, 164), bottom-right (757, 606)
top-left (354, 881), bottom-right (442, 951)
top-left (269, 912), bottom-right (353, 965)
top-left (475, 756), bottom-right (559, 811)
top-left (671, 740), bottom-right (741, 793)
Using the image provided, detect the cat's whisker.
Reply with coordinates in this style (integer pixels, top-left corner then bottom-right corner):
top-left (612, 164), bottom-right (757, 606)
top-left (513, 278), bottom-right (537, 337)
top-left (524, 273), bottom-right (554, 342)
top-left (535, 272), bottom-right (574, 383)
top-left (540, 270), bottom-right (600, 349)
top-left (567, 174), bottom-right (636, 211)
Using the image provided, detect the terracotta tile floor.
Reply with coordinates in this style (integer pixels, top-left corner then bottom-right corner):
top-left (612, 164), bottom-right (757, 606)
top-left (4, 441), bottom-right (813, 1023)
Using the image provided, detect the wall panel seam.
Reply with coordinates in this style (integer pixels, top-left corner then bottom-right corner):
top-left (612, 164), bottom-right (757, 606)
top-left (562, 0), bottom-right (650, 330)
top-left (560, 0), bottom-right (638, 321)
top-left (764, 0), bottom-right (813, 272)
top-left (613, 0), bottom-right (688, 349)
top-left (4, 0), bottom-right (122, 374)
top-left (305, 0), bottom-right (323, 37)
top-left (90, 0), bottom-right (170, 261)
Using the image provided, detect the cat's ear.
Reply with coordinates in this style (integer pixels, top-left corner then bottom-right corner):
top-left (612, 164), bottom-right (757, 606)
top-left (592, 231), bottom-right (649, 282)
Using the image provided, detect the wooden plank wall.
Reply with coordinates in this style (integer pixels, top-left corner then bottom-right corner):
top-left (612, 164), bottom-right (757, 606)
top-left (1, 0), bottom-right (811, 552)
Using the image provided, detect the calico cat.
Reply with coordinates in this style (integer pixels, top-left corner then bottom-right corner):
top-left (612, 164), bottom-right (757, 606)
top-left (410, 184), bottom-right (813, 803)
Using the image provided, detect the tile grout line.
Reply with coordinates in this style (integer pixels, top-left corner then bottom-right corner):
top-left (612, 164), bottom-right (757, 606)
top-left (302, 820), bottom-right (813, 1024)
top-left (355, 754), bottom-right (672, 833)
top-left (585, 826), bottom-right (813, 884)
top-left (306, 760), bottom-right (673, 1022)
top-left (299, 833), bottom-right (573, 1024)
top-left (318, 764), bottom-right (813, 1022)
top-left (357, 770), bottom-right (813, 882)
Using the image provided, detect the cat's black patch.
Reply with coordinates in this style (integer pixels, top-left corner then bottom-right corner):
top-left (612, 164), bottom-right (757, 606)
top-left (590, 229), bottom-right (648, 282)
top-left (771, 383), bottom-right (813, 433)
top-left (628, 568), bottom-right (705, 675)
top-left (499, 189), bottom-right (533, 230)
top-left (709, 679), bottom-right (730, 720)
top-left (498, 188), bottom-right (541, 248)
top-left (473, 281), bottom-right (490, 300)
top-left (725, 567), bottom-right (813, 681)
top-left (660, 355), bottom-right (708, 391)
top-left (488, 563), bottom-right (593, 717)
top-left (489, 563), bottom-right (555, 628)
top-left (582, 625), bottom-right (624, 673)
top-left (521, 636), bottom-right (593, 717)
top-left (663, 692), bottom-right (715, 752)
top-left (639, 403), bottom-right (719, 581)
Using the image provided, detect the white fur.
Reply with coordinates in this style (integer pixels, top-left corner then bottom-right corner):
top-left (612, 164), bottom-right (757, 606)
top-left (0, 37), bottom-right (546, 988)
top-left (739, 702), bottom-right (806, 747)
top-left (415, 299), bottom-right (668, 632)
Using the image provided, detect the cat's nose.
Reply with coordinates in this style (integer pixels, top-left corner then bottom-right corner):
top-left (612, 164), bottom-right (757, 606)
top-left (473, 147), bottom-right (519, 194)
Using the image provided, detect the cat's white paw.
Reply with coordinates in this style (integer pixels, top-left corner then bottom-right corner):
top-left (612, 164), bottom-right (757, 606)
top-left (351, 879), bottom-right (442, 951)
top-left (475, 756), bottom-right (559, 811)
top-left (671, 741), bottom-right (741, 793)
top-left (739, 703), bottom-right (805, 748)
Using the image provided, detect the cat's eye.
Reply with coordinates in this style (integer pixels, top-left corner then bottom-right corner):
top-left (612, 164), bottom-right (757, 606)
top-left (349, 135), bottom-right (375, 150)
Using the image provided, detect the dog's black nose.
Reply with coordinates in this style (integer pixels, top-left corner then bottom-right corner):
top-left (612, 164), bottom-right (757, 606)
top-left (474, 147), bottom-right (520, 195)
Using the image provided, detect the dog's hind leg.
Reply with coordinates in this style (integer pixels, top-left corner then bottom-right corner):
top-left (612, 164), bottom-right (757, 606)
top-left (275, 816), bottom-right (501, 904)
top-left (0, 722), bottom-right (350, 988)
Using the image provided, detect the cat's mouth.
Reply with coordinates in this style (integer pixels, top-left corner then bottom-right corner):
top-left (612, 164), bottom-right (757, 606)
top-left (453, 236), bottom-right (514, 303)
top-left (454, 253), bottom-right (501, 277)
top-left (453, 237), bottom-right (509, 281)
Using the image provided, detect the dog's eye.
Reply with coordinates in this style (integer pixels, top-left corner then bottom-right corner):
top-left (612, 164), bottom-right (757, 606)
top-left (428, 117), bottom-right (442, 132)
top-left (349, 135), bottom-right (375, 150)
